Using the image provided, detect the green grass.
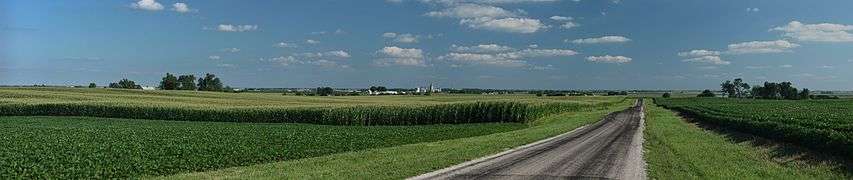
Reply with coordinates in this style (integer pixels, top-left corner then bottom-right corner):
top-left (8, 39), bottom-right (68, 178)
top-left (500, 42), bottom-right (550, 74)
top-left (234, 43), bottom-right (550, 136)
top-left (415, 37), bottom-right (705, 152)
top-left (0, 88), bottom-right (624, 125)
top-left (655, 98), bottom-right (853, 158)
top-left (644, 100), bottom-right (851, 179)
top-left (0, 116), bottom-right (525, 179)
top-left (159, 99), bottom-right (635, 179)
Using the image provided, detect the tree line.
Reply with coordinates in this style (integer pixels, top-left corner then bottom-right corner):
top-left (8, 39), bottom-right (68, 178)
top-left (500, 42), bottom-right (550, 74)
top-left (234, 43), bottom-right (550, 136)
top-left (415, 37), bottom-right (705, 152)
top-left (715, 78), bottom-right (821, 100)
top-left (99, 73), bottom-right (231, 92)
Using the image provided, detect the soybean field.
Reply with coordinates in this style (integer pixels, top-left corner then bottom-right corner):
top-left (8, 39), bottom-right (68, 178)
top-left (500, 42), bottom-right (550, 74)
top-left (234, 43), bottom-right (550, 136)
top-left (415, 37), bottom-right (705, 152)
top-left (655, 98), bottom-right (853, 158)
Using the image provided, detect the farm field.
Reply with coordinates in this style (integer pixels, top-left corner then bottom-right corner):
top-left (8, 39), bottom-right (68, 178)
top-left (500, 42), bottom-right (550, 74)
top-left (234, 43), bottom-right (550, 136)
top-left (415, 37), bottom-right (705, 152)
top-left (643, 101), bottom-right (850, 179)
top-left (0, 116), bottom-right (524, 178)
top-left (0, 88), bottom-right (621, 125)
top-left (163, 97), bottom-right (636, 179)
top-left (655, 98), bottom-right (853, 158)
top-left (0, 87), bottom-right (629, 178)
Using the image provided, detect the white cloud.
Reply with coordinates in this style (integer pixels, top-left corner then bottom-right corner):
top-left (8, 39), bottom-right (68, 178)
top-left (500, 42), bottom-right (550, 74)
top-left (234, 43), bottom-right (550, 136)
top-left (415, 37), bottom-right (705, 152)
top-left (217, 24), bottom-right (258, 32)
top-left (440, 53), bottom-right (527, 67)
top-left (682, 56), bottom-right (730, 65)
top-left (387, 0), bottom-right (404, 3)
top-left (306, 39), bottom-right (321, 44)
top-left (678, 49), bottom-right (721, 57)
top-left (425, 4), bottom-right (517, 18)
top-left (208, 55), bottom-right (221, 60)
top-left (420, 0), bottom-right (558, 4)
top-left (263, 50), bottom-right (351, 68)
top-left (451, 44), bottom-right (515, 53)
top-left (382, 32), bottom-right (398, 38)
top-left (746, 8), bottom-right (760, 12)
top-left (439, 47), bottom-right (577, 67)
top-left (586, 55), bottom-right (632, 64)
top-left (460, 17), bottom-right (545, 33)
top-left (375, 47), bottom-right (427, 66)
top-left (569, 36), bottom-right (631, 44)
top-left (726, 40), bottom-right (799, 54)
top-left (560, 22), bottom-right (580, 29)
top-left (549, 16), bottom-right (573, 21)
top-left (780, 64), bottom-right (793, 68)
top-left (172, 3), bottom-right (194, 13)
top-left (222, 48), bottom-right (240, 53)
top-left (297, 50), bottom-right (351, 59)
top-left (130, 0), bottom-right (164, 11)
top-left (771, 21), bottom-right (853, 42)
top-left (424, 4), bottom-right (544, 33)
top-left (274, 42), bottom-right (298, 48)
top-left (382, 33), bottom-right (420, 43)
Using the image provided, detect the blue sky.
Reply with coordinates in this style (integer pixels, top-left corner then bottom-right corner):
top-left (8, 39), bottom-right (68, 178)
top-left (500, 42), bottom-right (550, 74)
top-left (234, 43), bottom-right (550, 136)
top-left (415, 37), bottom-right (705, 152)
top-left (2, 0), bottom-right (853, 90)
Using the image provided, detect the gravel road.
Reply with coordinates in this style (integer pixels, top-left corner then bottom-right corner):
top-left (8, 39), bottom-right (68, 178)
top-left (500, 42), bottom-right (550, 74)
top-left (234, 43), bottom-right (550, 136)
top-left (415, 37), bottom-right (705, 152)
top-left (411, 99), bottom-right (646, 180)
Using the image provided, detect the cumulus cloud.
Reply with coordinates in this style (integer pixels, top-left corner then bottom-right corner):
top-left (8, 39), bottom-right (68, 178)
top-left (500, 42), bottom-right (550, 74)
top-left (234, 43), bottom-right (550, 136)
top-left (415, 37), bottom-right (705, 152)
top-left (425, 4), bottom-right (545, 33)
top-left (451, 44), bottom-right (515, 53)
top-left (460, 17), bottom-right (545, 33)
top-left (425, 4), bottom-right (518, 18)
top-left (549, 16), bottom-right (573, 21)
top-left (586, 55), bottom-right (632, 64)
top-left (375, 46), bottom-right (427, 66)
top-left (439, 46), bottom-right (577, 67)
top-left (420, 0), bottom-right (558, 4)
top-left (263, 50), bottom-right (351, 68)
top-left (274, 42), bottom-right (298, 48)
top-left (569, 36), bottom-right (631, 44)
top-left (130, 0), bottom-right (164, 11)
top-left (726, 40), bottom-right (799, 54)
top-left (746, 8), bottom-right (760, 12)
top-left (208, 55), bottom-right (221, 60)
top-left (306, 39), bottom-right (321, 44)
top-left (682, 56), bottom-right (730, 65)
top-left (560, 22), bottom-right (580, 29)
top-left (678, 49), bottom-right (721, 57)
top-left (172, 3), bottom-right (194, 13)
top-left (217, 24), bottom-right (258, 32)
top-left (382, 33), bottom-right (421, 43)
top-left (771, 21), bottom-right (853, 42)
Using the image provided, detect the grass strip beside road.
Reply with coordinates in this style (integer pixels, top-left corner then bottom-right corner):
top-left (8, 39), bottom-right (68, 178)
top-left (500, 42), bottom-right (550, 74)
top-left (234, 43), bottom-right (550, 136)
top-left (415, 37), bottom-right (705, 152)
top-left (160, 99), bottom-right (635, 179)
top-left (643, 100), bottom-right (850, 179)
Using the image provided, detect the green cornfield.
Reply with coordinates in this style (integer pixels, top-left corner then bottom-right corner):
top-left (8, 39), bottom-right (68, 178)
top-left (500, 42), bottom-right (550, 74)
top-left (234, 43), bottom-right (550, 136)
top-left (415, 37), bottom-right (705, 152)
top-left (655, 98), bottom-right (853, 158)
top-left (0, 88), bottom-right (624, 125)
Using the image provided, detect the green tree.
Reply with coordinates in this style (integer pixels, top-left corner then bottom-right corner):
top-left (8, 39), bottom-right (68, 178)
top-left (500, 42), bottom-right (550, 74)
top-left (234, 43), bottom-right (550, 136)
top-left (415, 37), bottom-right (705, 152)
top-left (177, 75), bottom-right (196, 90)
top-left (197, 73), bottom-right (224, 91)
top-left (662, 92), bottom-right (671, 98)
top-left (159, 73), bottom-right (179, 90)
top-left (316, 87), bottom-right (334, 96)
top-left (110, 79), bottom-right (141, 89)
top-left (799, 88), bottom-right (811, 100)
top-left (88, 83), bottom-right (97, 88)
top-left (697, 89), bottom-right (716, 97)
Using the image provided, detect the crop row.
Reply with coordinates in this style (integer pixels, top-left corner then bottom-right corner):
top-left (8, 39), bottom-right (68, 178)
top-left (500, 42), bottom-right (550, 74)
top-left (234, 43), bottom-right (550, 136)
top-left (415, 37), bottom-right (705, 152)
top-left (0, 99), bottom-right (625, 126)
top-left (655, 98), bottom-right (853, 158)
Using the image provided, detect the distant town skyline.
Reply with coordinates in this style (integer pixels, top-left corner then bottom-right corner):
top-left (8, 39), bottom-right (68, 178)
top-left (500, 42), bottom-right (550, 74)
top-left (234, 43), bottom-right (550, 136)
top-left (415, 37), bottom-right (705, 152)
top-left (3, 0), bottom-right (853, 90)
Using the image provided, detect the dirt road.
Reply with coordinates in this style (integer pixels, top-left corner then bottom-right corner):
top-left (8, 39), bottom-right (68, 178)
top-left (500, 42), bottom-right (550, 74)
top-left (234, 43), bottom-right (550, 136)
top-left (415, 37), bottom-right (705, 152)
top-left (411, 99), bottom-right (646, 180)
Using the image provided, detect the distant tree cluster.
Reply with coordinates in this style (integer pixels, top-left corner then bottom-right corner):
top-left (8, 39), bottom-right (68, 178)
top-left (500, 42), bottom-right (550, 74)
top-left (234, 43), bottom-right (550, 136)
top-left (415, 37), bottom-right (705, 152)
top-left (606, 91), bottom-right (629, 96)
top-left (108, 79), bottom-right (141, 89)
top-left (368, 86), bottom-right (388, 92)
top-left (697, 89), bottom-right (716, 97)
top-left (106, 73), bottom-right (229, 92)
top-left (719, 78), bottom-right (815, 100)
